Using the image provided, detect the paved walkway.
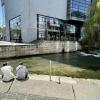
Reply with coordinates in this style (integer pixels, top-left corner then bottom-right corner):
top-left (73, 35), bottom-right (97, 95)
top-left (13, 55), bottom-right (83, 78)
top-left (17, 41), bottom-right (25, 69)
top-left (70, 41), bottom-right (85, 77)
top-left (0, 92), bottom-right (67, 100)
top-left (0, 41), bottom-right (31, 46)
top-left (0, 75), bottom-right (100, 100)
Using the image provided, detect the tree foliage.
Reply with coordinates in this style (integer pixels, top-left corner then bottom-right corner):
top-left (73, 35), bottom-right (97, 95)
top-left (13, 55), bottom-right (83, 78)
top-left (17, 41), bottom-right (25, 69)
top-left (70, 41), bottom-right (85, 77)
top-left (83, 0), bottom-right (100, 49)
top-left (0, 27), bottom-right (3, 33)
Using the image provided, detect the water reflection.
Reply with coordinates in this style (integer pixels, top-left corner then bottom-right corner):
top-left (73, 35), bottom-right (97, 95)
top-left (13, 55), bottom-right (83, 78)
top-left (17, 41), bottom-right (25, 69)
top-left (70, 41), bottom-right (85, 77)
top-left (41, 52), bottom-right (100, 71)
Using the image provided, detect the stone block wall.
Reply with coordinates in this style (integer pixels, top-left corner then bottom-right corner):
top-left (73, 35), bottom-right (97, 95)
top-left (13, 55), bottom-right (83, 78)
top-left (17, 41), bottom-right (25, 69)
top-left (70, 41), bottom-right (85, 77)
top-left (0, 41), bottom-right (81, 58)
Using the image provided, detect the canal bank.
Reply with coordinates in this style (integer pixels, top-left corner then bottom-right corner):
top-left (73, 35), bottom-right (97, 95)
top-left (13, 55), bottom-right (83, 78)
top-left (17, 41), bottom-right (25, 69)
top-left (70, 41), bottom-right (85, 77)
top-left (0, 41), bottom-right (81, 59)
top-left (0, 74), bottom-right (100, 100)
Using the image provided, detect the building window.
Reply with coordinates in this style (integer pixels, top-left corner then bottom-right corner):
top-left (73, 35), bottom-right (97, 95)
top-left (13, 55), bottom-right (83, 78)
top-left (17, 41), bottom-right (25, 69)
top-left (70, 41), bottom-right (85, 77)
top-left (37, 14), bottom-right (67, 41)
top-left (67, 0), bottom-right (91, 20)
top-left (9, 16), bottom-right (22, 42)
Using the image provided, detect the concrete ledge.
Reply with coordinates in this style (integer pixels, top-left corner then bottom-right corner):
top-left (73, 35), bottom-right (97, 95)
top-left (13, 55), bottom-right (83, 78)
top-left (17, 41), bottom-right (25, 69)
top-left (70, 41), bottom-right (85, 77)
top-left (73, 83), bottom-right (100, 100)
top-left (0, 41), bottom-right (81, 59)
top-left (0, 92), bottom-right (68, 100)
top-left (0, 80), bottom-right (12, 93)
top-left (0, 75), bottom-right (100, 100)
top-left (10, 80), bottom-right (74, 100)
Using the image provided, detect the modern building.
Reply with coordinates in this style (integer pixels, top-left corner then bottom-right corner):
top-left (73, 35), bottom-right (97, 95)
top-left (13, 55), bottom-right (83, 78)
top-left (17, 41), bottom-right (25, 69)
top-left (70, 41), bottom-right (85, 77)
top-left (1, 0), bottom-right (91, 43)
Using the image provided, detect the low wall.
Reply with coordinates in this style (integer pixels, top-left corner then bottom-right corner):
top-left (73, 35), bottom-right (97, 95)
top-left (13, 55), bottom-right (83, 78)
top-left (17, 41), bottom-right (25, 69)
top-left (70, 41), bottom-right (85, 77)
top-left (0, 41), bottom-right (81, 59)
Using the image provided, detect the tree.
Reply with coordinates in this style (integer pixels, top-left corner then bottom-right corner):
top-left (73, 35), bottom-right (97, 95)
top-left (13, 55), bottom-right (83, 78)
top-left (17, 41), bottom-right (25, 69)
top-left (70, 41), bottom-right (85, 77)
top-left (0, 27), bottom-right (3, 33)
top-left (82, 0), bottom-right (100, 50)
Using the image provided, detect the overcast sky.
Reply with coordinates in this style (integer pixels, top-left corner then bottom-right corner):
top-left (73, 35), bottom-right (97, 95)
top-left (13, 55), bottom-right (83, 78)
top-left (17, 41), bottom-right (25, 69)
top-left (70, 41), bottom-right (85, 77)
top-left (0, 0), bottom-right (3, 27)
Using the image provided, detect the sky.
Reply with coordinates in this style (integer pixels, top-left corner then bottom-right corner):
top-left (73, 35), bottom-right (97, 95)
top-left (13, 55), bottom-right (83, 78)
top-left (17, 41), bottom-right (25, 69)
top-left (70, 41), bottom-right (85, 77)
top-left (0, 0), bottom-right (3, 27)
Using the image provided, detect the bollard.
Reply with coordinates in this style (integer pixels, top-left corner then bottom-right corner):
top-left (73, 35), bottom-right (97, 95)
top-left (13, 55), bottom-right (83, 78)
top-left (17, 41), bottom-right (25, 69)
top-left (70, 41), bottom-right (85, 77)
top-left (58, 76), bottom-right (61, 84)
top-left (49, 60), bottom-right (52, 81)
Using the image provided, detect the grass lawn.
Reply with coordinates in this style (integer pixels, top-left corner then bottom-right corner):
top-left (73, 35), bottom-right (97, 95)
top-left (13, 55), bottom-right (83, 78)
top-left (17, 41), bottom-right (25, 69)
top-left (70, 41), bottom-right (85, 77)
top-left (0, 53), bottom-right (100, 80)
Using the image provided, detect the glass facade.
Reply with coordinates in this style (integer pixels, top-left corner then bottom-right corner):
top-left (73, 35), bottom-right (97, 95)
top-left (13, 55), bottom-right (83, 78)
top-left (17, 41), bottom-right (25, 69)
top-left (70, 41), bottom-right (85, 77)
top-left (9, 16), bottom-right (22, 42)
top-left (37, 14), bottom-right (67, 40)
top-left (67, 0), bottom-right (91, 20)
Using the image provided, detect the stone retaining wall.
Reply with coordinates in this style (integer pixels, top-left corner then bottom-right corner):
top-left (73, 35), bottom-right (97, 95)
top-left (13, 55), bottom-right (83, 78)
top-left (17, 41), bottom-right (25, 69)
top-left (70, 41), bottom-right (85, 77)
top-left (0, 41), bottom-right (81, 58)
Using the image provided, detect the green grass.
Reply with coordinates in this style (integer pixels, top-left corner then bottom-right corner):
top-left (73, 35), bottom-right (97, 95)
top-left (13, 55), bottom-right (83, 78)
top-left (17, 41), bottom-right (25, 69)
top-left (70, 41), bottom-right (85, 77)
top-left (0, 56), bottom-right (100, 80)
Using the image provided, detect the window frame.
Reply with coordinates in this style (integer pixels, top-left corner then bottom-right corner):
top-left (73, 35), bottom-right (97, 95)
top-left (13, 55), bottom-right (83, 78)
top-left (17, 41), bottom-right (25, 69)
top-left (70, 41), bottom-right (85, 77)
top-left (9, 15), bottom-right (22, 42)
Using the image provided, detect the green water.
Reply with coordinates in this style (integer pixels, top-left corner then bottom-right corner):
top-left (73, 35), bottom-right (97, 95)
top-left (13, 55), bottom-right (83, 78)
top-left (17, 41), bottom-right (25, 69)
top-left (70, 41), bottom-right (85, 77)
top-left (41, 52), bottom-right (100, 70)
top-left (0, 52), bottom-right (100, 79)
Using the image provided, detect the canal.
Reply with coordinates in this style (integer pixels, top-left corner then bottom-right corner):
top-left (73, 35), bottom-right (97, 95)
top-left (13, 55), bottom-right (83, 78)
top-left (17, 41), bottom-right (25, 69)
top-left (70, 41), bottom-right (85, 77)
top-left (0, 52), bottom-right (100, 79)
top-left (41, 52), bottom-right (100, 70)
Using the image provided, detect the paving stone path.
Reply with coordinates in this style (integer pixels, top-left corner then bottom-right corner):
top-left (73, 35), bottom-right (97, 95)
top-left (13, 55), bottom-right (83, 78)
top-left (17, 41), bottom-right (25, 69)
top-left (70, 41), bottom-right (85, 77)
top-left (0, 92), bottom-right (68, 100)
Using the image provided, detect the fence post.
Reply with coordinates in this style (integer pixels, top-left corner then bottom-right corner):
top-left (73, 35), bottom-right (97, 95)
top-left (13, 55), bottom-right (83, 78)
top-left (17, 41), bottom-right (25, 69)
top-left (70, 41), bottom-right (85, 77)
top-left (49, 60), bottom-right (52, 81)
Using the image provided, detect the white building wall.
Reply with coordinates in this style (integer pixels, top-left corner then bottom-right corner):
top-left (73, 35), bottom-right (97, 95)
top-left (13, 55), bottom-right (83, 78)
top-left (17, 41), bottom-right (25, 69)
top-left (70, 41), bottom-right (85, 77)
top-left (29, 0), bottom-right (67, 42)
top-left (4, 0), bottom-right (67, 43)
top-left (4, 0), bottom-right (28, 42)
